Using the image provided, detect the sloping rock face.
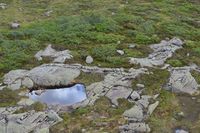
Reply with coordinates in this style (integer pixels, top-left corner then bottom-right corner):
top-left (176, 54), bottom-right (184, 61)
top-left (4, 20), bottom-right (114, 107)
top-left (0, 108), bottom-right (62, 133)
top-left (166, 66), bottom-right (200, 95)
top-left (129, 37), bottom-right (183, 67)
top-left (35, 44), bottom-right (73, 63)
top-left (3, 64), bottom-right (81, 90)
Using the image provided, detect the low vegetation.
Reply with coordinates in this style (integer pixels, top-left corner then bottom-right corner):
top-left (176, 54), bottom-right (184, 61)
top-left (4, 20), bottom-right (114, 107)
top-left (14, 102), bottom-right (47, 114)
top-left (50, 97), bottom-right (133, 132)
top-left (75, 72), bottom-right (104, 86)
top-left (0, 88), bottom-right (20, 107)
top-left (0, 0), bottom-right (199, 75)
top-left (0, 0), bottom-right (200, 132)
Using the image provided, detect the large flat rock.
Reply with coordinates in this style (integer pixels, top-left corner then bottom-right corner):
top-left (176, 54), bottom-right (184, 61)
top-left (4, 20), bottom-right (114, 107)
top-left (3, 64), bottom-right (80, 90)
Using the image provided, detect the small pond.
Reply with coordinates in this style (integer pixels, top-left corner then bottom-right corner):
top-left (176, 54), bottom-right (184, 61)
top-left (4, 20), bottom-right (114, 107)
top-left (29, 84), bottom-right (87, 105)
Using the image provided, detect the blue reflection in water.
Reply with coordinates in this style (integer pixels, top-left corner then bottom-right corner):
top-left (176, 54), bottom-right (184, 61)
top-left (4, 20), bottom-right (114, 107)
top-left (29, 84), bottom-right (87, 105)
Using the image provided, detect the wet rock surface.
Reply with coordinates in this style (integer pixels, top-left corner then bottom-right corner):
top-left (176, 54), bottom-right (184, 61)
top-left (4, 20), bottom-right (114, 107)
top-left (129, 37), bottom-right (183, 67)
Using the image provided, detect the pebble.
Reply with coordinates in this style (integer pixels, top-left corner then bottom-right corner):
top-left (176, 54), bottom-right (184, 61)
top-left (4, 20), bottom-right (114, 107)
top-left (136, 84), bottom-right (145, 88)
top-left (86, 56), bottom-right (93, 64)
top-left (117, 50), bottom-right (125, 55)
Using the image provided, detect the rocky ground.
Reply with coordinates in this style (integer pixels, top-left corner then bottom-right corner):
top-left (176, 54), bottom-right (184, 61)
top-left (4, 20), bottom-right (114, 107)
top-left (0, 0), bottom-right (200, 133)
top-left (0, 38), bottom-right (200, 132)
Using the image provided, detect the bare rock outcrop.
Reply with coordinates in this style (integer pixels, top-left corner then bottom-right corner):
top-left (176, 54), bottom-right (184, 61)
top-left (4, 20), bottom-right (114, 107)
top-left (0, 109), bottom-right (62, 133)
top-left (129, 37), bottom-right (183, 67)
top-left (166, 66), bottom-right (200, 95)
top-left (3, 64), bottom-right (81, 90)
top-left (35, 44), bottom-right (73, 63)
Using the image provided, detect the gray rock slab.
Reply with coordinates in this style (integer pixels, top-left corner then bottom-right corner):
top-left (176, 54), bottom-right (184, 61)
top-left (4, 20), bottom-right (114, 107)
top-left (167, 67), bottom-right (199, 95)
top-left (130, 37), bottom-right (183, 67)
top-left (106, 86), bottom-right (132, 105)
top-left (123, 105), bottom-right (144, 122)
top-left (119, 123), bottom-right (151, 133)
top-left (34, 45), bottom-right (73, 63)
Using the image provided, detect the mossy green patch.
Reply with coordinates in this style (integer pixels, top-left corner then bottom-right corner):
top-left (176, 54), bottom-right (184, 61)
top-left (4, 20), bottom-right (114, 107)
top-left (75, 72), bottom-right (104, 86)
top-left (50, 97), bottom-right (132, 132)
top-left (167, 59), bottom-right (184, 67)
top-left (0, 88), bottom-right (20, 107)
top-left (132, 68), bottom-right (170, 95)
top-left (14, 101), bottom-right (47, 114)
top-left (191, 70), bottom-right (200, 84)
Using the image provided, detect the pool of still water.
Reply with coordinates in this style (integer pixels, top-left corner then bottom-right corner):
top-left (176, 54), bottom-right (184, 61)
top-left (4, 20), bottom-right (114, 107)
top-left (29, 84), bottom-right (87, 106)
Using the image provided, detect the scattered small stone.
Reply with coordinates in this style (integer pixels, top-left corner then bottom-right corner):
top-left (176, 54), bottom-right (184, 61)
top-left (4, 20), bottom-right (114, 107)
top-left (81, 129), bottom-right (86, 132)
top-left (136, 84), bottom-right (145, 88)
top-left (128, 44), bottom-right (136, 49)
top-left (186, 53), bottom-right (190, 57)
top-left (44, 10), bottom-right (53, 17)
top-left (111, 12), bottom-right (115, 15)
top-left (10, 22), bottom-right (20, 29)
top-left (192, 97), bottom-right (196, 100)
top-left (177, 112), bottom-right (185, 117)
top-left (117, 41), bottom-right (121, 44)
top-left (0, 3), bottom-right (7, 9)
top-left (86, 56), bottom-right (93, 64)
top-left (130, 91), bottom-right (140, 101)
top-left (116, 50), bottom-right (125, 55)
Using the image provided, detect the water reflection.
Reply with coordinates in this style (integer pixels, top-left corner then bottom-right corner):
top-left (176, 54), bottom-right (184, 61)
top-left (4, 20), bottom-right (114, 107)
top-left (29, 84), bottom-right (87, 105)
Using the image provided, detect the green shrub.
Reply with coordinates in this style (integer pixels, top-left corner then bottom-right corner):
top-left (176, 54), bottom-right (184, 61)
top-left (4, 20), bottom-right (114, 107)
top-left (0, 88), bottom-right (20, 107)
top-left (91, 44), bottom-right (116, 61)
top-left (167, 59), bottom-right (184, 67)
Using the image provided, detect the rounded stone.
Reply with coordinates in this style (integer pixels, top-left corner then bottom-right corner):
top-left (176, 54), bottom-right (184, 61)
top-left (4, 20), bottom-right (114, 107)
top-left (86, 56), bottom-right (93, 64)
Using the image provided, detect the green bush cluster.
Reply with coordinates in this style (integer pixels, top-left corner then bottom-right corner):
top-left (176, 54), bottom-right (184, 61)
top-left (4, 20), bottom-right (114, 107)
top-left (0, 88), bottom-right (20, 107)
